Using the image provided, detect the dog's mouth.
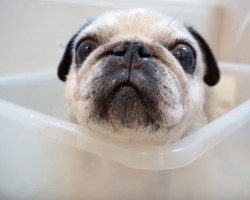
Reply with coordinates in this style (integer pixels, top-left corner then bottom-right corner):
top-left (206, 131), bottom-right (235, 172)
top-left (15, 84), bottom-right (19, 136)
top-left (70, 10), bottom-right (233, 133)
top-left (90, 71), bottom-right (162, 130)
top-left (111, 81), bottom-right (143, 98)
top-left (102, 79), bottom-right (150, 116)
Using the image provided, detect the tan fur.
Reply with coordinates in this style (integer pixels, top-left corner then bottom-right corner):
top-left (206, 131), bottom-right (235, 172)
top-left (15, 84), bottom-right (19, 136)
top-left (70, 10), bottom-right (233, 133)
top-left (64, 9), bottom-right (215, 145)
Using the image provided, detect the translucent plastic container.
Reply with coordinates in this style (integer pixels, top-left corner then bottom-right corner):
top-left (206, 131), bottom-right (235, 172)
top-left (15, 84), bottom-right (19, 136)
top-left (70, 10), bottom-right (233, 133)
top-left (0, 62), bottom-right (250, 200)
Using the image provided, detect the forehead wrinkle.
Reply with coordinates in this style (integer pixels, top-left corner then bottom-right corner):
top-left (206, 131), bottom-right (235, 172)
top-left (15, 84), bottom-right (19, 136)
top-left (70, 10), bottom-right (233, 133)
top-left (76, 9), bottom-right (198, 51)
top-left (115, 13), bottom-right (163, 35)
top-left (78, 9), bottom-right (169, 42)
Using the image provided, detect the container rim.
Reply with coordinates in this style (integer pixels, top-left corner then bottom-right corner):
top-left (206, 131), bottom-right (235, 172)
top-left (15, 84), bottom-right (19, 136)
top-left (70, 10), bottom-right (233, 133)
top-left (1, 62), bottom-right (250, 170)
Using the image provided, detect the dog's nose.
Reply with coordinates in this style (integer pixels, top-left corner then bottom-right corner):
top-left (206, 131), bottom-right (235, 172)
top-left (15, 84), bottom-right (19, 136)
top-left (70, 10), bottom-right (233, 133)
top-left (112, 42), bottom-right (152, 59)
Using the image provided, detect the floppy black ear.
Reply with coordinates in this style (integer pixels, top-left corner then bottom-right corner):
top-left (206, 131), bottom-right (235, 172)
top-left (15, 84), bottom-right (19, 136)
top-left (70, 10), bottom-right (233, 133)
top-left (187, 27), bottom-right (220, 86)
top-left (57, 33), bottom-right (78, 82)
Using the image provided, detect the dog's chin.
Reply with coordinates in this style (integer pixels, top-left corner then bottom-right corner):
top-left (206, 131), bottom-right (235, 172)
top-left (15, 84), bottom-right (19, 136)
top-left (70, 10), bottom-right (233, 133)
top-left (90, 81), bottom-right (162, 131)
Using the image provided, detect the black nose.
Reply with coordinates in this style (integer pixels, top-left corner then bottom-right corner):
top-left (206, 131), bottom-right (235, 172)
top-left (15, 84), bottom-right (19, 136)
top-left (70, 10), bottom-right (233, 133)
top-left (112, 42), bottom-right (152, 59)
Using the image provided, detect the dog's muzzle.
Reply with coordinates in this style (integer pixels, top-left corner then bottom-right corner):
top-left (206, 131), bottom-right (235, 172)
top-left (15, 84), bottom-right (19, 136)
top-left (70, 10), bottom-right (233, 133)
top-left (105, 42), bottom-right (155, 95)
top-left (90, 42), bottom-right (162, 129)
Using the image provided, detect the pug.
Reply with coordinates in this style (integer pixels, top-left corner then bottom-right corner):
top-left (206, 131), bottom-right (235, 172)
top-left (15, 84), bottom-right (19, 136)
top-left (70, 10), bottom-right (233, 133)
top-left (57, 9), bottom-right (220, 145)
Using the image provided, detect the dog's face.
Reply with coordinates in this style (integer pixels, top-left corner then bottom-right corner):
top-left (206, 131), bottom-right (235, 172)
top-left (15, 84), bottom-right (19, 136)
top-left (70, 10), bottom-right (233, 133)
top-left (58, 9), bottom-right (220, 145)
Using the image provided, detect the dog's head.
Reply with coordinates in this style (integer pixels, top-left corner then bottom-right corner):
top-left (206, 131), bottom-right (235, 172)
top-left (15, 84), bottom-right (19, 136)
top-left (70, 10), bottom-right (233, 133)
top-left (58, 9), bottom-right (220, 145)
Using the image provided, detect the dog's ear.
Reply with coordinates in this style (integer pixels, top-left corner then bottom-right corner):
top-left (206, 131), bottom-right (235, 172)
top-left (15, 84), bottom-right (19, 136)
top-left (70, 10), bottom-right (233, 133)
top-left (57, 33), bottom-right (78, 82)
top-left (187, 27), bottom-right (220, 86)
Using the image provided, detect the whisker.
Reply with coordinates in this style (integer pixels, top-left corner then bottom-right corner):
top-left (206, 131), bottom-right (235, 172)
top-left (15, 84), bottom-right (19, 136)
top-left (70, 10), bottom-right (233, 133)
top-left (167, 10), bottom-right (183, 27)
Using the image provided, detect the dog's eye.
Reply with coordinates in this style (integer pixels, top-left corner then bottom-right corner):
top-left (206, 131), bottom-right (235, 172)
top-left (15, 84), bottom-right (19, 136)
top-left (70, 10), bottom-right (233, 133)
top-left (172, 44), bottom-right (195, 74)
top-left (76, 39), bottom-right (97, 65)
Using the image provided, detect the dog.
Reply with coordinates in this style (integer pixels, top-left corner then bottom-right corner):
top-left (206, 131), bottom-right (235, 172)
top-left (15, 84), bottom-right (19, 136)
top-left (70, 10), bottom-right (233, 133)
top-left (57, 9), bottom-right (220, 145)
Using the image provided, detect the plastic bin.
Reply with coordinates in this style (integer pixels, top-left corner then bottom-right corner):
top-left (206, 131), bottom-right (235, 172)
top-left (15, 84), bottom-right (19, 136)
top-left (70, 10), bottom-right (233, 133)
top-left (0, 62), bottom-right (250, 199)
